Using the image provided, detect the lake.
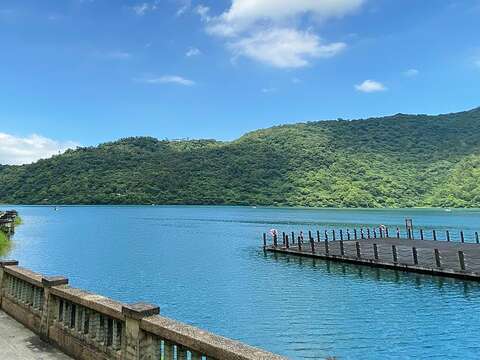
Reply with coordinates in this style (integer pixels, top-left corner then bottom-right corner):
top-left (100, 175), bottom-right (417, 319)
top-left (2, 206), bottom-right (480, 359)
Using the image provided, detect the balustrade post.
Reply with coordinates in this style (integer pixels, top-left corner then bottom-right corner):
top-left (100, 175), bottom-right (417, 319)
top-left (433, 230), bottom-right (437, 241)
top-left (420, 229), bottom-right (424, 241)
top-left (340, 229), bottom-right (343, 241)
top-left (460, 231), bottom-right (464, 243)
top-left (41, 276), bottom-right (69, 341)
top-left (285, 235), bottom-right (289, 249)
top-left (476, 232), bottom-right (479, 244)
top-left (310, 239), bottom-right (315, 254)
top-left (0, 260), bottom-right (19, 308)
top-left (373, 244), bottom-right (378, 260)
top-left (122, 303), bottom-right (160, 360)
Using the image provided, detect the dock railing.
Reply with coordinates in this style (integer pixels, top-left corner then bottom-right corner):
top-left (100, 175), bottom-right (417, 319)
top-left (0, 260), bottom-right (286, 360)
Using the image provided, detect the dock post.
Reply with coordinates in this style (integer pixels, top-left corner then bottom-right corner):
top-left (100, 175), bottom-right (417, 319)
top-left (446, 231), bottom-right (450, 242)
top-left (298, 237), bottom-right (302, 251)
top-left (332, 230), bottom-right (336, 241)
top-left (356, 242), bottom-right (361, 258)
top-left (434, 249), bottom-right (441, 268)
top-left (285, 235), bottom-right (289, 249)
top-left (273, 234), bottom-right (278, 248)
top-left (420, 229), bottom-right (424, 241)
top-left (317, 230), bottom-right (320, 242)
top-left (308, 231), bottom-right (312, 241)
top-left (354, 228), bottom-right (357, 240)
top-left (392, 245), bottom-right (398, 263)
top-left (310, 239), bottom-right (315, 254)
top-left (396, 228), bottom-right (400, 239)
top-left (433, 230), bottom-right (437, 241)
top-left (408, 228), bottom-right (412, 240)
top-left (347, 230), bottom-right (351, 241)
top-left (385, 228), bottom-right (389, 238)
top-left (339, 240), bottom-right (345, 256)
top-left (458, 251), bottom-right (466, 271)
top-left (476, 232), bottom-right (479, 244)
top-left (282, 232), bottom-right (286, 246)
top-left (263, 233), bottom-right (267, 250)
top-left (324, 230), bottom-right (328, 241)
top-left (460, 231), bottom-right (464, 243)
top-left (367, 228), bottom-right (371, 239)
top-left (292, 232), bottom-right (295, 244)
top-left (412, 247), bottom-right (418, 265)
top-left (373, 244), bottom-right (379, 260)
top-left (324, 238), bottom-right (329, 255)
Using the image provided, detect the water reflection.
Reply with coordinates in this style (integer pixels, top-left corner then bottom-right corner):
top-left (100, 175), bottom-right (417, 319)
top-left (264, 251), bottom-right (480, 295)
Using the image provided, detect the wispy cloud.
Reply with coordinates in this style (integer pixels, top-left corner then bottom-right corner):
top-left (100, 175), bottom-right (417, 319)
top-left (355, 79), bottom-right (387, 93)
top-left (198, 0), bottom-right (364, 68)
top-left (132, 1), bottom-right (160, 16)
top-left (186, 47), bottom-right (201, 57)
top-left (135, 75), bottom-right (195, 86)
top-left (404, 68), bottom-right (419, 77)
top-left (176, 0), bottom-right (191, 16)
top-left (261, 87), bottom-right (277, 94)
top-left (0, 133), bottom-right (79, 165)
top-left (96, 51), bottom-right (132, 60)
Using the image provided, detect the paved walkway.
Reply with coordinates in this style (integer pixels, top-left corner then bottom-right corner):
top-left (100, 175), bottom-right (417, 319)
top-left (0, 310), bottom-right (71, 360)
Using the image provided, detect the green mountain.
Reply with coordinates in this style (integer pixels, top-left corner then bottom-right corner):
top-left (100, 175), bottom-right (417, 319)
top-left (1, 108), bottom-right (480, 207)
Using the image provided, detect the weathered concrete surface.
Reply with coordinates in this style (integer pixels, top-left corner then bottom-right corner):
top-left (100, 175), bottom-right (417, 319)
top-left (0, 310), bottom-right (71, 360)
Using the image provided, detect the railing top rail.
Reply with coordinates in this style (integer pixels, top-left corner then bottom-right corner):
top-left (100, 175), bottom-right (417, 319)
top-left (141, 315), bottom-right (288, 360)
top-left (4, 265), bottom-right (43, 288)
top-left (50, 286), bottom-right (125, 321)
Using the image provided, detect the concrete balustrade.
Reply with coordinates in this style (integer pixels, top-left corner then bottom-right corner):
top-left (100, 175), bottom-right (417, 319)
top-left (0, 260), bottom-right (286, 360)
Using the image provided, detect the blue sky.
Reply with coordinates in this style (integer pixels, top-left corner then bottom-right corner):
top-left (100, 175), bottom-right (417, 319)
top-left (1, 0), bottom-right (480, 164)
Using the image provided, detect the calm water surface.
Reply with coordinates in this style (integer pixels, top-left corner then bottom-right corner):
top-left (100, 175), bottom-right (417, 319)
top-left (2, 206), bottom-right (480, 359)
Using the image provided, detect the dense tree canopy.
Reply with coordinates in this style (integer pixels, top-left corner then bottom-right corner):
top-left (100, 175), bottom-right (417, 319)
top-left (1, 108), bottom-right (479, 207)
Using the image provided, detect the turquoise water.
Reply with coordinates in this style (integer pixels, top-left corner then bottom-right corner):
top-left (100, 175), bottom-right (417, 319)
top-left (2, 206), bottom-right (480, 359)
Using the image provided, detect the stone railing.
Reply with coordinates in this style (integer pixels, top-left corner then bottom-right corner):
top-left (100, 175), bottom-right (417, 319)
top-left (0, 260), bottom-right (287, 360)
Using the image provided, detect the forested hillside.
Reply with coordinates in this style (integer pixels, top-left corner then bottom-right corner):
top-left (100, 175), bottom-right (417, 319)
top-left (1, 108), bottom-right (479, 207)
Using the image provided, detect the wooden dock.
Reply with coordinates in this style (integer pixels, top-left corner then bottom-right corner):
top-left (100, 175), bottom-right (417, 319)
top-left (263, 230), bottom-right (480, 281)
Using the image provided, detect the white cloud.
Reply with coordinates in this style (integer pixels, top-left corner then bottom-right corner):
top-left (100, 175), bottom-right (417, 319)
top-left (132, 1), bottom-right (160, 16)
top-left (186, 47), bottom-right (201, 57)
top-left (135, 75), bottom-right (195, 86)
top-left (0, 133), bottom-right (79, 165)
top-left (404, 68), bottom-right (419, 77)
top-left (229, 28), bottom-right (345, 68)
top-left (208, 0), bottom-right (365, 35)
top-left (199, 0), bottom-right (363, 68)
top-left (355, 79), bottom-right (387, 93)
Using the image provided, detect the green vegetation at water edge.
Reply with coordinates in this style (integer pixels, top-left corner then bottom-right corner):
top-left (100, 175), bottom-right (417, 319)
top-left (0, 108), bottom-right (480, 207)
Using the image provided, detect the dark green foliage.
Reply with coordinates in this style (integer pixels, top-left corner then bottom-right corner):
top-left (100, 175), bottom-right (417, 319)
top-left (1, 108), bottom-right (480, 207)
